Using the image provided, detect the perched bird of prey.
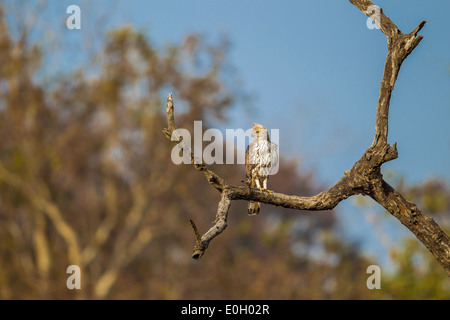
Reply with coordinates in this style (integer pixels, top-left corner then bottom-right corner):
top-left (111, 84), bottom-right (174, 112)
top-left (245, 123), bottom-right (278, 215)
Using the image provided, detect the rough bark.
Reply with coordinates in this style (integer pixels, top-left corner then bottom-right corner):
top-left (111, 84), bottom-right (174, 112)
top-left (162, 0), bottom-right (450, 275)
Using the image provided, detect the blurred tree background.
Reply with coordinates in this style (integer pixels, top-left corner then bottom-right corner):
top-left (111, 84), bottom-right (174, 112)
top-left (0, 3), bottom-right (448, 299)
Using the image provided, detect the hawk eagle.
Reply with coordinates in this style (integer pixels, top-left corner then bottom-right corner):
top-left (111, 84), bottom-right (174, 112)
top-left (245, 123), bottom-right (278, 215)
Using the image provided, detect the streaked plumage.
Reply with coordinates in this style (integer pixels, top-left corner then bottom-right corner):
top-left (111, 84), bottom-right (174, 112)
top-left (245, 123), bottom-right (277, 215)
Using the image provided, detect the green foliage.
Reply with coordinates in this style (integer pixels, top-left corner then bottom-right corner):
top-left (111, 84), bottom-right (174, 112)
top-left (382, 238), bottom-right (450, 299)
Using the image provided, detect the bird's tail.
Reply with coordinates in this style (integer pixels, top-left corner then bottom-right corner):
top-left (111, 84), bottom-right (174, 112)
top-left (248, 201), bottom-right (260, 215)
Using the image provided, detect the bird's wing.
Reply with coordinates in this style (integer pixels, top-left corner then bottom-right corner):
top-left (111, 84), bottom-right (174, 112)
top-left (245, 142), bottom-right (257, 186)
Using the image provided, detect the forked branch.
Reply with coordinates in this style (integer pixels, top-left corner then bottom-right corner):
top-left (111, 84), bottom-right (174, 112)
top-left (163, 0), bottom-right (450, 275)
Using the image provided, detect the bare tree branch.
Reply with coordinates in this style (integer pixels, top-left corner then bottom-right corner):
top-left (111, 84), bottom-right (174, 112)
top-left (163, 93), bottom-right (227, 192)
top-left (162, 1), bottom-right (450, 275)
top-left (350, 0), bottom-right (426, 148)
top-left (190, 190), bottom-right (231, 260)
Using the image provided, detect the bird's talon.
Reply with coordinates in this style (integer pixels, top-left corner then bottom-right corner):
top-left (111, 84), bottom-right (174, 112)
top-left (257, 188), bottom-right (272, 194)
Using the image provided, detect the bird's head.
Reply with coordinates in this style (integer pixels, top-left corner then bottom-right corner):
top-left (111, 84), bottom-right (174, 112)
top-left (251, 123), bottom-right (268, 139)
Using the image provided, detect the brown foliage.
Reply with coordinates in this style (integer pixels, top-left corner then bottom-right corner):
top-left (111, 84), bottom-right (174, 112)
top-left (0, 6), bottom-right (379, 299)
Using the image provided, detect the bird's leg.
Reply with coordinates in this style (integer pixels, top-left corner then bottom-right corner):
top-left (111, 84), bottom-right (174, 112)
top-left (263, 179), bottom-right (272, 194)
top-left (255, 179), bottom-right (265, 193)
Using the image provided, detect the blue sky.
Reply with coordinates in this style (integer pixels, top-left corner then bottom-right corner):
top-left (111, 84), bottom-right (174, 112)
top-left (10, 0), bottom-right (449, 270)
top-left (68, 0), bottom-right (448, 184)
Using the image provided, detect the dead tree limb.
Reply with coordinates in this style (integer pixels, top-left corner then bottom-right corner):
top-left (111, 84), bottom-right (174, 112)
top-left (162, 0), bottom-right (450, 275)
